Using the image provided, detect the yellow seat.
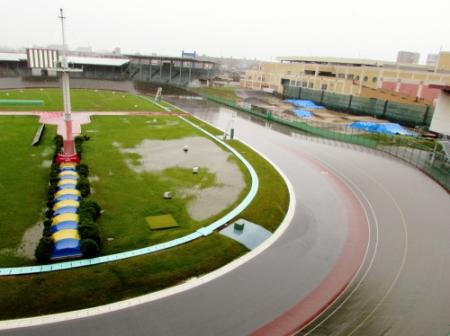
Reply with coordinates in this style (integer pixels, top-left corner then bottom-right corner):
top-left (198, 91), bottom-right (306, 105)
top-left (52, 229), bottom-right (80, 241)
top-left (52, 213), bottom-right (79, 225)
top-left (60, 163), bottom-right (77, 168)
top-left (54, 189), bottom-right (81, 198)
top-left (57, 179), bottom-right (78, 186)
top-left (53, 200), bottom-right (80, 210)
top-left (58, 171), bottom-right (79, 178)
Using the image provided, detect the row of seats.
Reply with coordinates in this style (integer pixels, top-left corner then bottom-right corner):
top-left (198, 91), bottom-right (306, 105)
top-left (51, 164), bottom-right (82, 260)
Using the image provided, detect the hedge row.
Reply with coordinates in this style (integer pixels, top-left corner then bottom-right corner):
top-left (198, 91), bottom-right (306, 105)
top-left (35, 134), bottom-right (102, 262)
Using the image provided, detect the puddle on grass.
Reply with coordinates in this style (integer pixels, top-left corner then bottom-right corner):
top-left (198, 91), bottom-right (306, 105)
top-left (121, 136), bottom-right (245, 221)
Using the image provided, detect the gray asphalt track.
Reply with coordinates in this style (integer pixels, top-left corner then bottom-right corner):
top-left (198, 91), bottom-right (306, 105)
top-left (2, 101), bottom-right (449, 336)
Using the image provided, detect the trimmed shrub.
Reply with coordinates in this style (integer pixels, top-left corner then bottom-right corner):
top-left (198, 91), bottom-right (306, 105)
top-left (79, 198), bottom-right (101, 219)
top-left (42, 226), bottom-right (52, 237)
top-left (49, 176), bottom-right (59, 185)
top-left (45, 208), bottom-right (54, 219)
top-left (77, 176), bottom-right (91, 197)
top-left (79, 209), bottom-right (95, 223)
top-left (74, 136), bottom-right (84, 157)
top-left (79, 223), bottom-right (101, 245)
top-left (43, 219), bottom-right (52, 228)
top-left (74, 136), bottom-right (84, 145)
top-left (54, 135), bottom-right (64, 148)
top-left (48, 184), bottom-right (58, 198)
top-left (80, 239), bottom-right (99, 258)
top-left (77, 163), bottom-right (89, 177)
top-left (35, 237), bottom-right (54, 262)
top-left (50, 164), bottom-right (59, 176)
top-left (46, 199), bottom-right (55, 208)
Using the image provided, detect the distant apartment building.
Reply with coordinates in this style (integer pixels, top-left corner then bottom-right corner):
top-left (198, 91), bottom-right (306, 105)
top-left (241, 51), bottom-right (450, 103)
top-left (397, 51), bottom-right (420, 64)
top-left (426, 53), bottom-right (439, 66)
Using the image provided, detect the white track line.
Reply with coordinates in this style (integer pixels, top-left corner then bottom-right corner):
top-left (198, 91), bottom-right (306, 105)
top-left (299, 150), bottom-right (379, 335)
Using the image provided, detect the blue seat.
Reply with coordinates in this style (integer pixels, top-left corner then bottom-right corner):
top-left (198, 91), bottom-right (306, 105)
top-left (50, 221), bottom-right (78, 233)
top-left (55, 194), bottom-right (81, 202)
top-left (53, 207), bottom-right (78, 216)
top-left (51, 239), bottom-right (82, 260)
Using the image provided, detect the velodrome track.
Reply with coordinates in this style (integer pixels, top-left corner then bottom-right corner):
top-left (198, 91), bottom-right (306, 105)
top-left (2, 102), bottom-right (449, 335)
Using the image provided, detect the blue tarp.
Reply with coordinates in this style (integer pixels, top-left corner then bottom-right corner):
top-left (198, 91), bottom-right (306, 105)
top-left (294, 109), bottom-right (313, 118)
top-left (285, 99), bottom-right (324, 109)
top-left (350, 122), bottom-right (416, 136)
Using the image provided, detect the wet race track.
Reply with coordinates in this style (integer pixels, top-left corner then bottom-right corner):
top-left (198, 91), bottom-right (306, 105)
top-left (3, 99), bottom-right (450, 336)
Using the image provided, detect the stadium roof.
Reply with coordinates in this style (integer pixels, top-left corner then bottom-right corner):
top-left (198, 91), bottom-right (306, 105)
top-left (0, 52), bottom-right (27, 61)
top-left (0, 52), bottom-right (129, 67)
top-left (66, 56), bottom-right (129, 66)
top-left (126, 54), bottom-right (217, 64)
top-left (277, 55), bottom-right (435, 71)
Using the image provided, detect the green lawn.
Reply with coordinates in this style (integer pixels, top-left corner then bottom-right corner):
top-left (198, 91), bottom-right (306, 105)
top-left (0, 117), bottom-right (56, 266)
top-left (0, 234), bottom-right (247, 319)
top-left (0, 88), bottom-right (165, 112)
top-left (0, 113), bottom-right (289, 320)
top-left (82, 115), bottom-right (250, 254)
top-left (193, 86), bottom-right (240, 102)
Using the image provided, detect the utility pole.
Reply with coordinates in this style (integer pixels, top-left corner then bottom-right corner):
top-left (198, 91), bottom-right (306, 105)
top-left (56, 8), bottom-right (82, 163)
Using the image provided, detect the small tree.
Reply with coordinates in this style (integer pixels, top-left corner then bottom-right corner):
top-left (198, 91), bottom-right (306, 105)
top-left (43, 219), bottom-right (52, 228)
top-left (79, 224), bottom-right (101, 245)
top-left (48, 185), bottom-right (58, 198)
top-left (45, 208), bottom-right (54, 219)
top-left (77, 163), bottom-right (89, 177)
top-left (35, 237), bottom-right (54, 262)
top-left (80, 239), bottom-right (99, 258)
top-left (77, 176), bottom-right (91, 197)
top-left (80, 198), bottom-right (101, 219)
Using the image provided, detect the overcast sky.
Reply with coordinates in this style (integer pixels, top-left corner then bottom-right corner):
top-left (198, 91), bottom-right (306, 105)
top-left (1, 0), bottom-right (449, 63)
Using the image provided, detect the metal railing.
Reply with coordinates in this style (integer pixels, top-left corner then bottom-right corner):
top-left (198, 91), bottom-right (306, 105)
top-left (202, 94), bottom-right (449, 192)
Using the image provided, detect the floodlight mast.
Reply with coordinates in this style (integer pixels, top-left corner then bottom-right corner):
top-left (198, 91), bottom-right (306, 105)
top-left (57, 8), bottom-right (76, 158)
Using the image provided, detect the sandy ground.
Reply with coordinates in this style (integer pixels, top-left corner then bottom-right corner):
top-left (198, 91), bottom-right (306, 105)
top-left (236, 89), bottom-right (385, 125)
top-left (16, 221), bottom-right (43, 259)
top-left (120, 136), bottom-right (245, 221)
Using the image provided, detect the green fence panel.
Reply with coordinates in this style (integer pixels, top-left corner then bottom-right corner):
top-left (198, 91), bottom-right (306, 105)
top-left (199, 90), bottom-right (448, 192)
top-left (284, 85), bottom-right (433, 127)
top-left (385, 101), bottom-right (427, 127)
top-left (321, 92), bottom-right (351, 111)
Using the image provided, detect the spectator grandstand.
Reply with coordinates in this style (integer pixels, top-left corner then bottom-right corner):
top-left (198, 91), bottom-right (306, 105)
top-left (0, 51), bottom-right (218, 86)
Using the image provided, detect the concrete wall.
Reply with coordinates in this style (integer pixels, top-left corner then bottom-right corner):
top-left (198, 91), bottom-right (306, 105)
top-left (241, 57), bottom-right (450, 100)
top-left (430, 90), bottom-right (450, 135)
top-left (436, 52), bottom-right (450, 72)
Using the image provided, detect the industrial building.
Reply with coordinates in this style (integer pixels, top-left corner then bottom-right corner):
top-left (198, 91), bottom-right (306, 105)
top-left (241, 51), bottom-right (450, 104)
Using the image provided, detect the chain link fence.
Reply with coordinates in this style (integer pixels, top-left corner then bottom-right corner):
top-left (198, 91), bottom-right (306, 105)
top-left (202, 94), bottom-right (449, 191)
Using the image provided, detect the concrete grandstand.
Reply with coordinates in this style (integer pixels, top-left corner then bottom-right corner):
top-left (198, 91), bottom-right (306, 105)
top-left (0, 51), bottom-right (219, 86)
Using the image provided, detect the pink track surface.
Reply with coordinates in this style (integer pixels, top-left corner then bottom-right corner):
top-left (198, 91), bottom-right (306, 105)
top-left (36, 112), bottom-right (92, 139)
top-left (251, 147), bottom-right (370, 336)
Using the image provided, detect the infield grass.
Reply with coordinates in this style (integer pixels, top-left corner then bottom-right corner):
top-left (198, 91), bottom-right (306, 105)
top-left (0, 88), bottom-right (165, 112)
